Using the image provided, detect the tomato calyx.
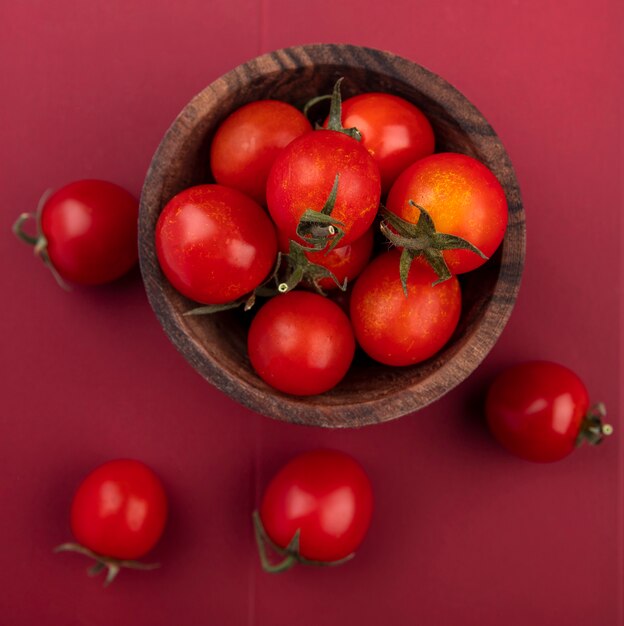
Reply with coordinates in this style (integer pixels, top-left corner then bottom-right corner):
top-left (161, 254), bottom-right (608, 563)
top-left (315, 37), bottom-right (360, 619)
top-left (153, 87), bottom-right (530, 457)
top-left (303, 78), bottom-right (362, 141)
top-left (576, 403), bottom-right (614, 447)
top-left (252, 511), bottom-right (354, 574)
top-left (380, 201), bottom-right (488, 292)
top-left (295, 173), bottom-right (346, 253)
top-left (54, 542), bottom-right (159, 586)
top-left (277, 240), bottom-right (347, 295)
top-left (12, 190), bottom-right (70, 289)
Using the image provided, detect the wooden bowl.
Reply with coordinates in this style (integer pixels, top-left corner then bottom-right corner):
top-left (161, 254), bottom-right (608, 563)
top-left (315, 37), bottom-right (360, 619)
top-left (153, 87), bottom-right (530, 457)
top-left (139, 44), bottom-right (525, 428)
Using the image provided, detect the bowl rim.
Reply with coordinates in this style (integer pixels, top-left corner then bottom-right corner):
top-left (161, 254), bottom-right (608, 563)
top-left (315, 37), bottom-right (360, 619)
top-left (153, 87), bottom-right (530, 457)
top-left (139, 43), bottom-right (526, 428)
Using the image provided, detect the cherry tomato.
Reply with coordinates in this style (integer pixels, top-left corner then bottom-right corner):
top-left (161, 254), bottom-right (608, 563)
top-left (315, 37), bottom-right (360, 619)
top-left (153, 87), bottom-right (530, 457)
top-left (247, 290), bottom-right (355, 396)
top-left (155, 184), bottom-right (278, 305)
top-left (266, 129), bottom-right (381, 246)
top-left (386, 152), bottom-right (508, 274)
top-left (332, 93), bottom-right (435, 193)
top-left (70, 459), bottom-right (168, 560)
top-left (277, 227), bottom-right (374, 291)
top-left (350, 249), bottom-right (461, 366)
top-left (13, 180), bottom-right (138, 285)
top-left (486, 361), bottom-right (612, 462)
top-left (258, 449), bottom-right (373, 565)
top-left (210, 100), bottom-right (311, 206)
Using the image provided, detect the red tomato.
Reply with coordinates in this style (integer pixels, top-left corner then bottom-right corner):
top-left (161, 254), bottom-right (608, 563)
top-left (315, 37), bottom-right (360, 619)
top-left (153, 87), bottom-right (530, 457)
top-left (386, 152), bottom-right (508, 274)
top-left (210, 100), bottom-right (311, 205)
top-left (70, 459), bottom-right (168, 560)
top-left (350, 249), bottom-right (461, 366)
top-left (259, 450), bottom-right (373, 563)
top-left (155, 184), bottom-right (278, 305)
top-left (333, 93), bottom-right (435, 193)
top-left (277, 227), bottom-right (374, 291)
top-left (486, 361), bottom-right (612, 462)
top-left (266, 130), bottom-right (381, 246)
top-left (247, 291), bottom-right (355, 396)
top-left (14, 180), bottom-right (138, 285)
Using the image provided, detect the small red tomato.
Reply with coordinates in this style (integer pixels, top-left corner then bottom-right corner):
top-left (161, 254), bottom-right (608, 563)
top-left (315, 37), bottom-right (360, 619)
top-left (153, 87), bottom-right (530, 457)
top-left (386, 152), bottom-right (508, 274)
top-left (277, 227), bottom-right (374, 291)
top-left (155, 184), bottom-right (278, 305)
top-left (70, 459), bottom-right (168, 560)
top-left (334, 93), bottom-right (435, 193)
top-left (257, 449), bottom-right (373, 568)
top-left (486, 361), bottom-right (612, 462)
top-left (210, 100), bottom-right (312, 205)
top-left (13, 180), bottom-right (138, 285)
top-left (247, 291), bottom-right (355, 396)
top-left (350, 249), bottom-right (461, 366)
top-left (266, 130), bottom-right (381, 246)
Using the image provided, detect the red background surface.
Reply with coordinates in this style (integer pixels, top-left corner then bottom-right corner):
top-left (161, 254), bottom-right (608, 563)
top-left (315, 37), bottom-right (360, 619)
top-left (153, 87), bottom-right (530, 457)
top-left (1, 1), bottom-right (622, 624)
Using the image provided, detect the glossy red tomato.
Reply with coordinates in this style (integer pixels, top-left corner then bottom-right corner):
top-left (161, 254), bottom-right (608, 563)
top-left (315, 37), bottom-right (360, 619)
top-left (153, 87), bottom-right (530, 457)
top-left (210, 100), bottom-right (311, 206)
top-left (14, 179), bottom-right (138, 285)
top-left (259, 449), bottom-right (374, 563)
top-left (155, 184), bottom-right (278, 305)
top-left (486, 361), bottom-right (611, 462)
top-left (333, 93), bottom-right (435, 193)
top-left (70, 459), bottom-right (168, 560)
top-left (386, 152), bottom-right (508, 274)
top-left (266, 129), bottom-right (381, 246)
top-left (350, 249), bottom-right (461, 366)
top-left (277, 227), bottom-right (374, 291)
top-left (247, 291), bottom-right (355, 396)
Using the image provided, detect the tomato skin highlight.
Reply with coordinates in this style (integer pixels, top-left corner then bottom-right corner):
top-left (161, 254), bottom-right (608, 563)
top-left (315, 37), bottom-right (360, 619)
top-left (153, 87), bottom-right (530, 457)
top-left (155, 184), bottom-right (278, 305)
top-left (338, 92), bottom-right (435, 193)
top-left (247, 291), bottom-right (355, 396)
top-left (350, 249), bottom-right (461, 366)
top-left (277, 227), bottom-right (374, 291)
top-left (70, 459), bottom-right (168, 560)
top-left (39, 180), bottom-right (138, 285)
top-left (386, 152), bottom-right (508, 274)
top-left (486, 361), bottom-right (592, 462)
top-left (260, 450), bottom-right (374, 562)
top-left (210, 100), bottom-right (312, 206)
top-left (266, 129), bottom-right (381, 246)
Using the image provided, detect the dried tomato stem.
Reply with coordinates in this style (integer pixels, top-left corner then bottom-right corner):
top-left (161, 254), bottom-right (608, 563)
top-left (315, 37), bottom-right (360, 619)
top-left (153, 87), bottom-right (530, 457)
top-left (54, 542), bottom-right (159, 587)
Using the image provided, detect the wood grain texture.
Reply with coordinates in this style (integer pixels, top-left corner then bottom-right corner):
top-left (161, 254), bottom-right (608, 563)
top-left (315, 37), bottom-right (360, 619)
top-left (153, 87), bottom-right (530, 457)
top-left (138, 44), bottom-right (525, 428)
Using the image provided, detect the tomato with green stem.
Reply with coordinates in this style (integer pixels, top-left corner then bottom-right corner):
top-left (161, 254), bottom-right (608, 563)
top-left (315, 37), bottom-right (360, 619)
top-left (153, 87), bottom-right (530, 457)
top-left (13, 179), bottom-right (138, 287)
top-left (266, 80), bottom-right (381, 250)
top-left (384, 152), bottom-right (508, 285)
top-left (350, 249), bottom-right (461, 366)
top-left (254, 449), bottom-right (374, 572)
top-left (486, 361), bottom-right (613, 462)
top-left (210, 100), bottom-right (312, 206)
top-left (55, 459), bottom-right (168, 586)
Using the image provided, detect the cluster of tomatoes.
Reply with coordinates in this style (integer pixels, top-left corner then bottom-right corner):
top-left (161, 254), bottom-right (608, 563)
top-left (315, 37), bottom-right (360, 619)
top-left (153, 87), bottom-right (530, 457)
top-left (56, 356), bottom-right (611, 584)
top-left (154, 79), bottom-right (509, 395)
top-left (12, 81), bottom-right (612, 585)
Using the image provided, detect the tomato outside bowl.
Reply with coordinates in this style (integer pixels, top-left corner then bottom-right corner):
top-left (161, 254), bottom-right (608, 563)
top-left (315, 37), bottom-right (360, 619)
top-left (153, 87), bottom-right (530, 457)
top-left (138, 43), bottom-right (525, 428)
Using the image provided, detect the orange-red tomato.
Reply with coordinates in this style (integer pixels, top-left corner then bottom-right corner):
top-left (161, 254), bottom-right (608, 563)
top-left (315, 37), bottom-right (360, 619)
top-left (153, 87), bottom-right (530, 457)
top-left (386, 152), bottom-right (508, 274)
top-left (210, 100), bottom-right (311, 205)
top-left (350, 249), bottom-right (461, 366)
